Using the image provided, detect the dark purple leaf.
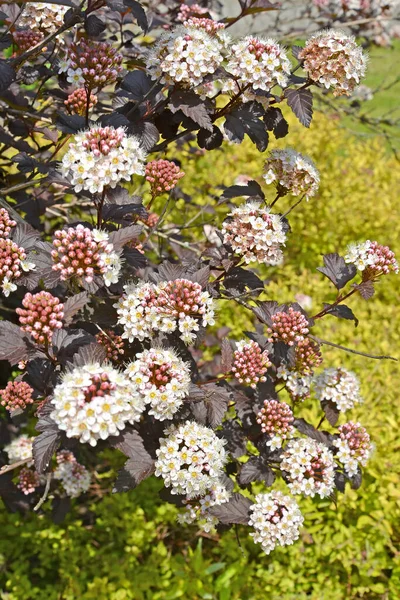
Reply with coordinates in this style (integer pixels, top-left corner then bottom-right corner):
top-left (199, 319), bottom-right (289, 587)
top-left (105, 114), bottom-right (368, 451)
top-left (112, 430), bottom-right (155, 492)
top-left (239, 456), bottom-right (275, 486)
top-left (285, 88), bottom-right (313, 128)
top-left (71, 342), bottom-right (107, 368)
top-left (85, 14), bottom-right (106, 36)
top-left (187, 265), bottom-right (210, 288)
top-left (189, 383), bottom-right (230, 428)
top-left (55, 113), bottom-right (86, 134)
top-left (252, 301), bottom-right (279, 326)
top-left (120, 70), bottom-right (154, 101)
top-left (129, 120), bottom-right (159, 151)
top-left (322, 400), bottom-right (340, 427)
top-left (208, 493), bottom-right (252, 525)
top-left (155, 261), bottom-right (187, 283)
top-left (197, 126), bottom-right (223, 150)
top-left (263, 107), bottom-right (289, 139)
top-left (317, 253), bottom-right (357, 289)
top-left (124, 0), bottom-right (149, 32)
top-left (335, 471), bottom-right (346, 493)
top-left (224, 101), bottom-right (269, 151)
top-left (349, 468), bottom-right (362, 490)
top-left (105, 187), bottom-right (143, 206)
top-left (224, 267), bottom-right (264, 292)
top-left (52, 329), bottom-right (96, 364)
top-left (220, 420), bottom-right (247, 458)
top-left (24, 359), bottom-right (57, 396)
top-left (108, 224), bottom-right (142, 250)
top-left (0, 61), bottom-right (16, 93)
top-left (12, 223), bottom-right (40, 250)
top-left (52, 496), bottom-right (71, 524)
top-left (221, 338), bottom-right (233, 374)
top-left (354, 281), bottom-right (375, 300)
top-left (220, 180), bottom-right (264, 201)
top-left (33, 417), bottom-right (61, 473)
top-left (292, 45), bottom-right (303, 60)
top-left (170, 90), bottom-right (213, 132)
top-left (323, 304), bottom-right (359, 327)
top-left (0, 322), bottom-right (30, 366)
top-left (63, 292), bottom-right (89, 325)
top-left (293, 418), bottom-right (333, 446)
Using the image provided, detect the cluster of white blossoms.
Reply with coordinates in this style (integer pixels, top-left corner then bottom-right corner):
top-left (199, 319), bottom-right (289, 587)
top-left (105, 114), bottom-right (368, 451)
top-left (333, 422), bottom-right (373, 477)
top-left (277, 365), bottom-right (312, 401)
top-left (249, 491), bottom-right (304, 555)
top-left (54, 451), bottom-right (91, 498)
top-left (314, 367), bottom-right (362, 412)
top-left (344, 240), bottom-right (398, 275)
top-left (19, 2), bottom-right (68, 34)
top-left (60, 126), bottom-right (146, 195)
top-left (50, 363), bottom-right (146, 446)
top-left (4, 434), bottom-right (34, 464)
top-left (125, 348), bottom-right (191, 421)
top-left (147, 22), bottom-right (227, 88)
top-left (177, 483), bottom-right (231, 533)
top-left (155, 421), bottom-right (227, 498)
top-left (226, 36), bottom-right (291, 91)
top-left (221, 201), bottom-right (287, 266)
top-left (281, 438), bottom-right (336, 498)
top-left (115, 279), bottom-right (215, 345)
top-left (263, 149), bottom-right (320, 199)
top-left (298, 30), bottom-right (367, 97)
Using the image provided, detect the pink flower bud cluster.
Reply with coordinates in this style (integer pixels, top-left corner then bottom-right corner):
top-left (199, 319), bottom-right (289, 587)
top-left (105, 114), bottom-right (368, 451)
top-left (221, 201), bottom-right (287, 266)
top-left (298, 30), bottom-right (367, 96)
top-left (54, 450), bottom-right (91, 497)
top-left (231, 340), bottom-right (271, 388)
top-left (65, 40), bottom-right (123, 91)
top-left (0, 381), bottom-right (34, 412)
top-left (140, 212), bottom-right (159, 228)
top-left (0, 238), bottom-right (35, 297)
top-left (13, 29), bottom-right (44, 52)
top-left (51, 225), bottom-right (120, 286)
top-left (145, 159), bottom-right (185, 196)
top-left (334, 421), bottom-right (372, 476)
top-left (345, 240), bottom-right (398, 277)
top-left (17, 291), bottom-right (64, 345)
top-left (184, 17), bottom-right (225, 34)
top-left (18, 467), bottom-right (41, 495)
top-left (95, 330), bottom-right (125, 362)
top-left (281, 438), bottom-right (336, 498)
top-left (263, 149), bottom-right (320, 199)
top-left (256, 399), bottom-right (294, 449)
top-left (226, 36), bottom-right (291, 91)
top-left (0, 208), bottom-right (16, 239)
top-left (267, 308), bottom-right (310, 346)
top-left (64, 88), bottom-right (97, 116)
top-left (82, 126), bottom-right (125, 157)
top-left (295, 338), bottom-right (323, 375)
top-left (176, 3), bottom-right (208, 22)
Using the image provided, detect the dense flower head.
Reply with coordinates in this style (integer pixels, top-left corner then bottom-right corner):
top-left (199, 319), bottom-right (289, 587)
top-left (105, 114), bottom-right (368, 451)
top-left (176, 3), bottom-right (209, 22)
top-left (60, 126), bottom-right (146, 194)
top-left (17, 291), bottom-right (64, 345)
top-left (281, 438), bottom-right (336, 498)
top-left (145, 159), bottom-right (185, 196)
top-left (298, 30), bottom-right (367, 96)
top-left (19, 2), bottom-right (69, 34)
top-left (256, 400), bottom-right (294, 449)
top-left (0, 208), bottom-right (16, 239)
top-left (50, 363), bottom-right (146, 446)
top-left (184, 17), bottom-right (226, 34)
top-left (0, 381), bottom-right (34, 412)
top-left (51, 225), bottom-right (121, 287)
top-left (13, 29), bottom-right (44, 52)
top-left (177, 483), bottom-right (231, 532)
top-left (0, 238), bottom-right (35, 297)
top-left (294, 338), bottom-right (323, 375)
top-left (249, 491), bottom-right (304, 555)
top-left (54, 450), bottom-right (91, 497)
top-left (95, 330), bottom-right (125, 362)
top-left (314, 367), bottom-right (362, 412)
top-left (226, 36), bottom-right (291, 91)
top-left (277, 365), bottom-right (312, 401)
top-left (232, 340), bottom-right (271, 388)
top-left (4, 434), bottom-right (34, 464)
top-left (267, 308), bottom-right (310, 346)
top-left (334, 421), bottom-right (372, 476)
top-left (155, 421), bottom-right (227, 498)
top-left (18, 467), bottom-right (41, 495)
top-left (345, 240), bottom-right (398, 276)
top-left (263, 149), bottom-right (320, 199)
top-left (116, 279), bottom-right (215, 345)
top-left (221, 201), bottom-right (287, 266)
top-left (61, 39), bottom-right (123, 90)
top-left (125, 348), bottom-right (191, 420)
top-left (147, 24), bottom-right (226, 89)
top-left (64, 88), bottom-right (97, 116)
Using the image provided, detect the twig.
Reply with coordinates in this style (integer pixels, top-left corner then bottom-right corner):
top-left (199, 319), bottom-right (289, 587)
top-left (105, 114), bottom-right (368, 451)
top-left (0, 178), bottom-right (48, 196)
top-left (311, 335), bottom-right (398, 361)
top-left (0, 457), bottom-right (31, 474)
top-left (34, 472), bottom-right (52, 512)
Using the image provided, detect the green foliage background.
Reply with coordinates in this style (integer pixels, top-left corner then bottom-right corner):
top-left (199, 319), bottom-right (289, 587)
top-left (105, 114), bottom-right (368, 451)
top-left (1, 111), bottom-right (399, 600)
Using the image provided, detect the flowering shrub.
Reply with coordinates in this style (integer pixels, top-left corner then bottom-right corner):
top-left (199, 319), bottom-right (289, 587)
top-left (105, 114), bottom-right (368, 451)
top-left (0, 0), bottom-right (397, 561)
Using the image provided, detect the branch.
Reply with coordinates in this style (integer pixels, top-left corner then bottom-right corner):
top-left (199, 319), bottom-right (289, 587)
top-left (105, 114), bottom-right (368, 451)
top-left (0, 457), bottom-right (30, 474)
top-left (311, 335), bottom-right (398, 361)
top-left (33, 472), bottom-right (52, 512)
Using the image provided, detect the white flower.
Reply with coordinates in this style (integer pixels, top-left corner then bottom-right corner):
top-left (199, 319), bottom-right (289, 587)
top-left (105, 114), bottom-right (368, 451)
top-left (2, 278), bottom-right (17, 297)
top-left (4, 434), bottom-right (34, 464)
top-left (281, 438), bottom-right (336, 498)
top-left (277, 365), bottom-right (312, 401)
top-left (263, 149), bottom-right (320, 199)
top-left (314, 367), bottom-right (362, 412)
top-left (19, 2), bottom-right (69, 34)
top-left (54, 451), bottom-right (91, 498)
top-left (20, 259), bottom-right (36, 272)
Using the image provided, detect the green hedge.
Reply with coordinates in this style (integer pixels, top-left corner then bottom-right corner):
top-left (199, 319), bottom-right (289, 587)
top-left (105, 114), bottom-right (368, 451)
top-left (1, 113), bottom-right (399, 600)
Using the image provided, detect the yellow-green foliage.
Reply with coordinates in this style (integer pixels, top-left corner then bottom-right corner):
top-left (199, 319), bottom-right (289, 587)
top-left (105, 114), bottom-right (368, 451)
top-left (1, 114), bottom-right (399, 600)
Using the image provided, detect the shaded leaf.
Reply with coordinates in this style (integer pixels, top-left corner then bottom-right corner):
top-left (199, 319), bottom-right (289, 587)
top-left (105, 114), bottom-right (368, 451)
top-left (120, 70), bottom-right (154, 101)
top-left (197, 125), bottom-right (223, 150)
top-left (224, 101), bottom-right (269, 151)
top-left (335, 471), bottom-right (346, 493)
top-left (220, 420), bottom-right (247, 458)
top-left (221, 338), bottom-right (233, 374)
top-left (71, 342), bottom-right (107, 368)
top-left (355, 280), bottom-right (375, 300)
top-left (322, 400), bottom-right (340, 426)
top-left (317, 253), bottom-right (357, 289)
top-left (52, 496), bottom-right (71, 524)
top-left (12, 222), bottom-right (40, 250)
top-left (224, 267), bottom-right (264, 292)
top-left (85, 14), bottom-right (105, 36)
top-left (55, 113), bottom-right (86, 134)
top-left (220, 180), bottom-right (264, 201)
top-left (124, 0), bottom-right (149, 32)
top-left (63, 292), bottom-right (89, 325)
top-left (188, 383), bottom-right (230, 428)
top-left (24, 359), bottom-right (58, 395)
top-left (263, 107), bottom-right (289, 139)
top-left (252, 301), bottom-right (279, 326)
top-left (208, 493), bottom-right (252, 525)
top-left (285, 88), bottom-right (313, 128)
top-left (33, 417), bottom-right (61, 473)
top-left (108, 224), bottom-right (142, 250)
top-left (349, 468), bottom-right (362, 490)
top-left (293, 418), bottom-right (332, 446)
top-left (0, 322), bottom-right (29, 365)
top-left (170, 90), bottom-right (213, 132)
top-left (0, 61), bottom-right (16, 93)
top-left (239, 456), bottom-right (275, 486)
top-left (323, 303), bottom-right (359, 327)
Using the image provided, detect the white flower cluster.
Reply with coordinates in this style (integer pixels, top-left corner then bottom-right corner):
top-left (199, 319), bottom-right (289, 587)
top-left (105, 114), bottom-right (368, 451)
top-left (4, 434), bottom-right (34, 464)
top-left (226, 36), bottom-right (291, 91)
top-left (264, 149), bottom-right (320, 199)
top-left (60, 126), bottom-right (146, 195)
top-left (19, 2), bottom-right (68, 34)
top-left (344, 240), bottom-right (398, 274)
top-left (221, 201), bottom-right (287, 266)
top-left (281, 438), bottom-right (336, 498)
top-left (333, 422), bottom-right (373, 477)
top-left (249, 491), bottom-right (304, 555)
top-left (314, 367), bottom-right (362, 412)
top-left (54, 451), bottom-right (91, 498)
top-left (148, 24), bottom-right (226, 88)
top-left (277, 365), bottom-right (312, 401)
top-left (155, 421), bottom-right (227, 498)
top-left (115, 279), bottom-right (215, 345)
top-left (50, 363), bottom-right (146, 447)
top-left (177, 483), bottom-right (231, 532)
top-left (125, 348), bottom-right (191, 421)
